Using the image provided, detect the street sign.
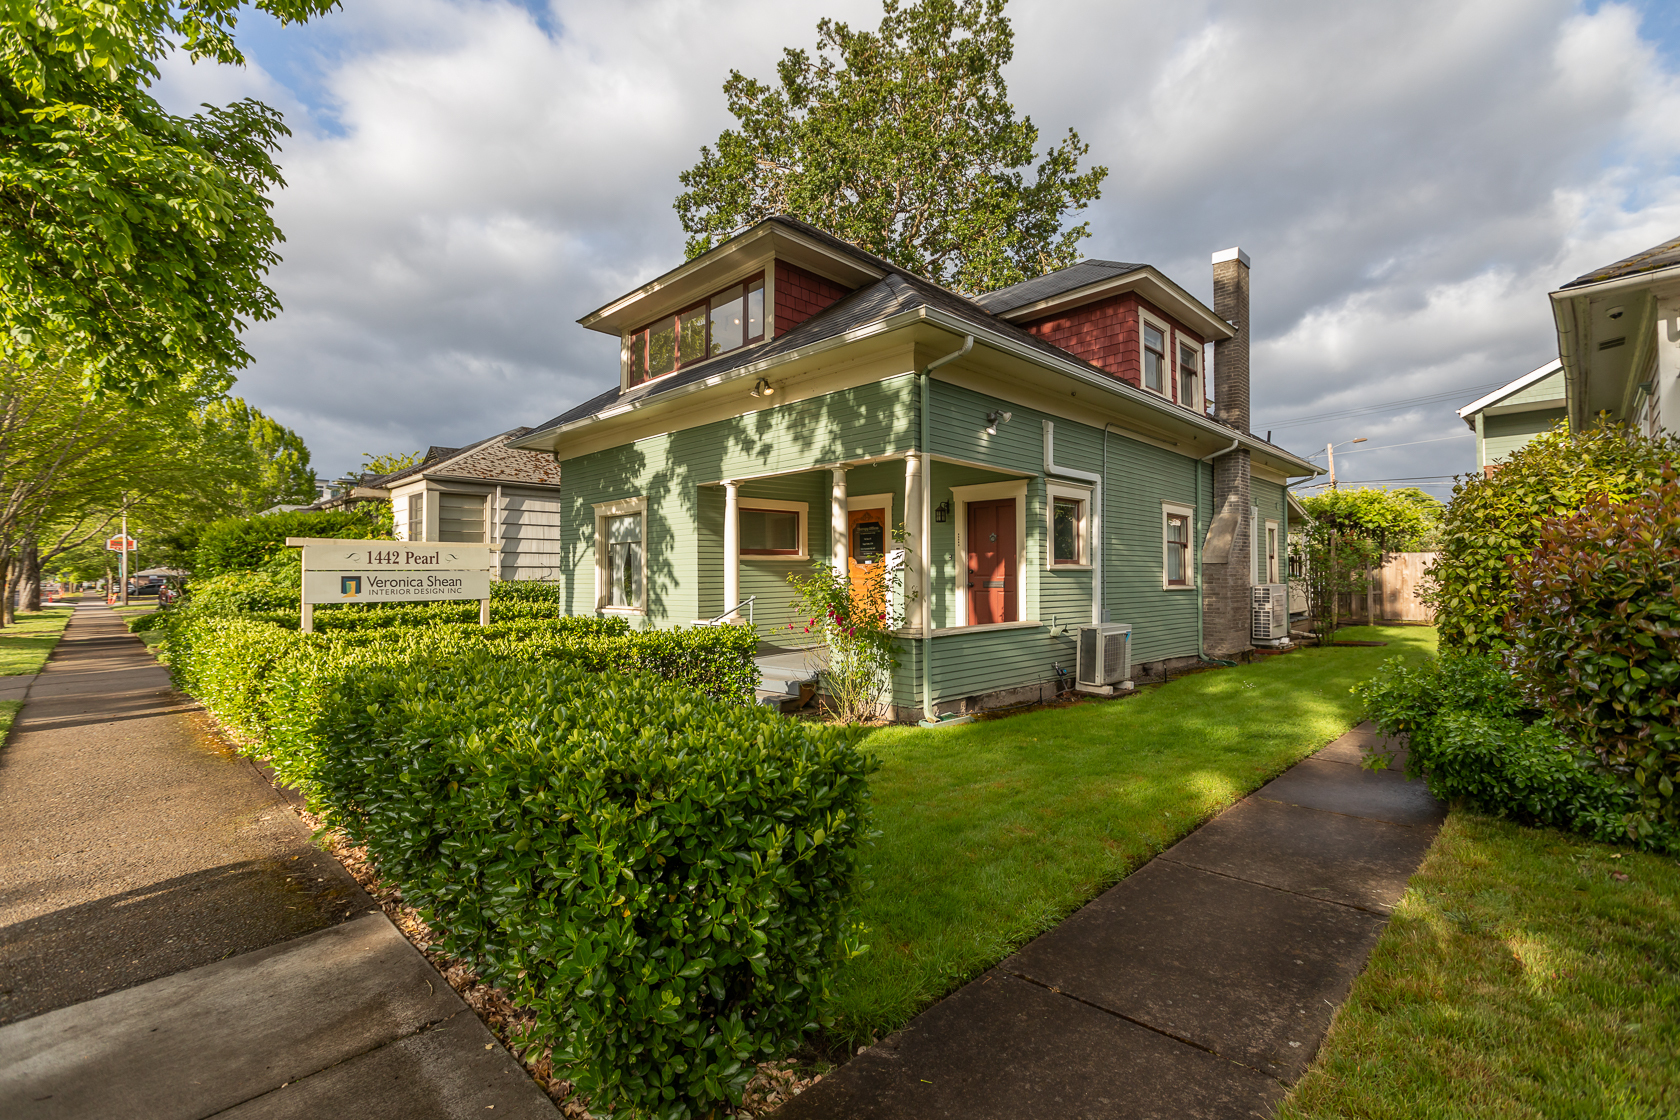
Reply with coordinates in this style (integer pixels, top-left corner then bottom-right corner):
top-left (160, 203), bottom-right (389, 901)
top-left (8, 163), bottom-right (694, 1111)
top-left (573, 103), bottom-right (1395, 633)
top-left (105, 536), bottom-right (138, 552)
top-left (302, 570), bottom-right (491, 604)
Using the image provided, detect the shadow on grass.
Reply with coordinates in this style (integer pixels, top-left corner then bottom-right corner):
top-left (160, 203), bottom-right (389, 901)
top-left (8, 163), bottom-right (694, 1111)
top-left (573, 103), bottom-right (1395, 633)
top-left (829, 624), bottom-right (1437, 1044)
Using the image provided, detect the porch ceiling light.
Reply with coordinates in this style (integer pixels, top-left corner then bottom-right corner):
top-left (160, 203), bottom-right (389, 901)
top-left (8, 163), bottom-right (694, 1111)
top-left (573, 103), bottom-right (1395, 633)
top-left (985, 409), bottom-right (1012, 435)
top-left (751, 377), bottom-right (775, 398)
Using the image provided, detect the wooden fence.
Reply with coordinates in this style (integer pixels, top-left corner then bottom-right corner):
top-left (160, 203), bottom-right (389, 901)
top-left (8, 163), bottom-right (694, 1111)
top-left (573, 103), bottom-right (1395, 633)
top-left (1336, 551), bottom-right (1437, 624)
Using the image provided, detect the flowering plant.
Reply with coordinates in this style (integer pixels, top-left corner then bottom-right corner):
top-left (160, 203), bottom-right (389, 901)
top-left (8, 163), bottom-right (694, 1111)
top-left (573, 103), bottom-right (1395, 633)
top-left (786, 530), bottom-right (914, 722)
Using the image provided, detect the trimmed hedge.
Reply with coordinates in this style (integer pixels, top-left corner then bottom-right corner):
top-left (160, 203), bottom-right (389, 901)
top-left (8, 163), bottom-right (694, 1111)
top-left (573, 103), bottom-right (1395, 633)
top-left (1507, 471), bottom-right (1680, 833)
top-left (1354, 653), bottom-right (1677, 852)
top-left (164, 610), bottom-right (864, 1118)
top-left (192, 509), bottom-right (382, 576)
top-left (314, 655), bottom-right (874, 1115)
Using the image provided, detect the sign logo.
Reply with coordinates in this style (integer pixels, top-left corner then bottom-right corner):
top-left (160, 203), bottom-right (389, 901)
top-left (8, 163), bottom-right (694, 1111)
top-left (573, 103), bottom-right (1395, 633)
top-left (340, 575), bottom-right (363, 597)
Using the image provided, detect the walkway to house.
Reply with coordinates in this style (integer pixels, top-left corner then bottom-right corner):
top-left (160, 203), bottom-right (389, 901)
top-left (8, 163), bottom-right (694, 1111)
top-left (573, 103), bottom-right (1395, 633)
top-left (778, 721), bottom-right (1444, 1120)
top-left (0, 603), bottom-right (559, 1119)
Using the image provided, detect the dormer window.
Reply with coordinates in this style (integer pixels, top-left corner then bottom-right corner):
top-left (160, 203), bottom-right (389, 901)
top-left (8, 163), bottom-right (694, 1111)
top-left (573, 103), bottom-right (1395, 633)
top-left (627, 276), bottom-right (766, 388)
top-left (1179, 341), bottom-right (1200, 409)
top-left (1143, 320), bottom-right (1167, 394)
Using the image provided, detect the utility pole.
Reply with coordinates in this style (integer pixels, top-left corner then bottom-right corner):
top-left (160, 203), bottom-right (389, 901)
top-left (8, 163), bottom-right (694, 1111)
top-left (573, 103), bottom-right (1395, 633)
top-left (1327, 441), bottom-right (1336, 490)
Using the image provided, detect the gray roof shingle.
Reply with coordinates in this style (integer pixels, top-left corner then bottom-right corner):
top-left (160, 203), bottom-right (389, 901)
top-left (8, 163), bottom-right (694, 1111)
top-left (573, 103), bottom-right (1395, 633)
top-left (370, 427), bottom-right (563, 488)
top-left (971, 259), bottom-right (1148, 314)
top-left (1560, 234), bottom-right (1680, 289)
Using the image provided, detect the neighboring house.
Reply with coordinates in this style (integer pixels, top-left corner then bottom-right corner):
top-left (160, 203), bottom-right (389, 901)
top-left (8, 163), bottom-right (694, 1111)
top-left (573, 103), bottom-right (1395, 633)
top-left (508, 217), bottom-right (1320, 719)
top-left (1550, 234), bottom-right (1680, 438)
top-left (1456, 359), bottom-right (1566, 470)
top-left (370, 429), bottom-right (566, 582)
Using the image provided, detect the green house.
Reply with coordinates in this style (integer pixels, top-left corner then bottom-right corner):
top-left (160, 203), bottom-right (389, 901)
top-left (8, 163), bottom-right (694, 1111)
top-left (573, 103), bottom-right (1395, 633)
top-left (510, 219), bottom-right (1319, 719)
top-left (1456, 359), bottom-right (1567, 471)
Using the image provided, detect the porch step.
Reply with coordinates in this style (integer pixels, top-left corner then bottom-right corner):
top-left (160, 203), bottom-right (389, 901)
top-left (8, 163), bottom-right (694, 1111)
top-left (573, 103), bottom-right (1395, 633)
top-left (752, 649), bottom-right (822, 712)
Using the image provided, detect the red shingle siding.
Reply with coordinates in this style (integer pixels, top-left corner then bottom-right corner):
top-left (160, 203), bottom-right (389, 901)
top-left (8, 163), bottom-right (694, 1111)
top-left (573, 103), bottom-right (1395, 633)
top-left (1022, 294), bottom-right (1206, 413)
top-left (774, 261), bottom-right (851, 337)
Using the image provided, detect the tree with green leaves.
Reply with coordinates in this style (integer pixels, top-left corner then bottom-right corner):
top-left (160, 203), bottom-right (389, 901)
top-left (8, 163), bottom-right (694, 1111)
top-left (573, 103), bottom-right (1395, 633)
top-left (676, 0), bottom-right (1107, 295)
top-left (361, 450), bottom-right (423, 477)
top-left (1, 1), bottom-right (336, 400)
top-left (202, 397), bottom-right (318, 510)
top-left (1294, 486), bottom-right (1441, 638)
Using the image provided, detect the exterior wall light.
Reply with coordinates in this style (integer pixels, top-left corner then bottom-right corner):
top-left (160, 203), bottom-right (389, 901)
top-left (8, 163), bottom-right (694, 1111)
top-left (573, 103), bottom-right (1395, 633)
top-left (934, 500), bottom-right (951, 523)
top-left (751, 378), bottom-right (776, 397)
top-left (985, 410), bottom-right (1012, 435)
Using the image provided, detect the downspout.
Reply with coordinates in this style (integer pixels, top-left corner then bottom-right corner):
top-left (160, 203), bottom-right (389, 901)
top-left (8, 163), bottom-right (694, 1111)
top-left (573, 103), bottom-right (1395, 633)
top-left (1044, 421), bottom-right (1103, 625)
top-left (921, 335), bottom-right (972, 723)
top-left (1199, 439), bottom-right (1242, 666)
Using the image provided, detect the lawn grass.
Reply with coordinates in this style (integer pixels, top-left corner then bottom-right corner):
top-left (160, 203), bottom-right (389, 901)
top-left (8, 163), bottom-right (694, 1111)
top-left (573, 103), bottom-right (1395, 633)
top-left (1278, 812), bottom-right (1680, 1119)
top-left (0, 605), bottom-right (75, 676)
top-left (830, 623), bottom-right (1437, 1042)
top-left (0, 700), bottom-right (19, 745)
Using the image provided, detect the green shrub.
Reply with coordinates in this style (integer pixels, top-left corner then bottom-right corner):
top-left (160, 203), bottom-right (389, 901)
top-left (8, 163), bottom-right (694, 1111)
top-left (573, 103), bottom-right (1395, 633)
top-left (1354, 654), bottom-right (1677, 852)
top-left (1507, 471), bottom-right (1680, 834)
top-left (191, 509), bottom-right (381, 575)
top-left (310, 655), bottom-right (874, 1118)
top-left (1429, 422), bottom-right (1677, 653)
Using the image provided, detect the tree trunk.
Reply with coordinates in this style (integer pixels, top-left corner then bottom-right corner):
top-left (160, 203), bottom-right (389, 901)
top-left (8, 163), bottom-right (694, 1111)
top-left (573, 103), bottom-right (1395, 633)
top-left (1, 556), bottom-right (12, 627)
top-left (18, 543), bottom-right (40, 612)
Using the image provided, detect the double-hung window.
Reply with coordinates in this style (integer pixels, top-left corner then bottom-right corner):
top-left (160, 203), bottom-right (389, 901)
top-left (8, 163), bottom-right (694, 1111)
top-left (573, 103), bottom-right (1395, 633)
top-left (1045, 482), bottom-right (1091, 568)
top-left (1179, 341), bottom-right (1200, 410)
top-left (627, 276), bottom-right (766, 388)
top-left (1143, 322), bottom-right (1167, 394)
top-left (1163, 502), bottom-right (1194, 588)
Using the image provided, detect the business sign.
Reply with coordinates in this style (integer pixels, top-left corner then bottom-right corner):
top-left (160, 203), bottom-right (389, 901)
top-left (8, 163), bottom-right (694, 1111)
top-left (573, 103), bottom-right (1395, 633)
top-left (300, 543), bottom-right (495, 573)
top-left (106, 536), bottom-right (139, 552)
top-left (303, 569), bottom-right (491, 604)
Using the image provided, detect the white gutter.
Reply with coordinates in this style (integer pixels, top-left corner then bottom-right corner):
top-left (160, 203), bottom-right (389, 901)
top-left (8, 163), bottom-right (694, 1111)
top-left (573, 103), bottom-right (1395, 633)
top-left (1043, 421), bottom-right (1103, 625)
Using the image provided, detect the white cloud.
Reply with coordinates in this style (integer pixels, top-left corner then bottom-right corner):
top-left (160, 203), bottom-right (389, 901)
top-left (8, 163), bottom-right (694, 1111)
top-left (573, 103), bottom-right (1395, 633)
top-left (155, 0), bottom-right (1680, 490)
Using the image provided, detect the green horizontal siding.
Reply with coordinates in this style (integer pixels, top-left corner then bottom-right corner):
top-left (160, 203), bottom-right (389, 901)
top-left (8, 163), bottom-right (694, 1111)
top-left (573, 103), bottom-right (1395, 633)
top-left (1484, 409), bottom-right (1565, 464)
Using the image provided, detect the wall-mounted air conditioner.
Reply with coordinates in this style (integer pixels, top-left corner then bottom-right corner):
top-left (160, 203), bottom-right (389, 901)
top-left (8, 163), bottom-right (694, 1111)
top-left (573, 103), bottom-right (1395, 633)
top-left (1077, 623), bottom-right (1132, 688)
top-left (1253, 584), bottom-right (1289, 642)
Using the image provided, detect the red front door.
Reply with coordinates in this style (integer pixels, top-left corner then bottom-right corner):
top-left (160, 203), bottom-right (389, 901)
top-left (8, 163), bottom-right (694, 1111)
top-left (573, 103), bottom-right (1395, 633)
top-left (967, 498), bottom-right (1017, 624)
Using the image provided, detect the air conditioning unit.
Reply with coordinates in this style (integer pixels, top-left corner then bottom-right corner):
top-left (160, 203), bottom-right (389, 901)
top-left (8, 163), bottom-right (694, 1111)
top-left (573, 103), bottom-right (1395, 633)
top-left (1253, 584), bottom-right (1290, 643)
top-left (1077, 623), bottom-right (1132, 687)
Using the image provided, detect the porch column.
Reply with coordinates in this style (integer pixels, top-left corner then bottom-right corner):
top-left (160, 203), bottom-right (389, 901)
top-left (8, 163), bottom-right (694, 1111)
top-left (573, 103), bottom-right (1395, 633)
top-left (831, 467), bottom-right (848, 571)
top-left (723, 481), bottom-right (741, 620)
top-left (903, 453), bottom-right (923, 620)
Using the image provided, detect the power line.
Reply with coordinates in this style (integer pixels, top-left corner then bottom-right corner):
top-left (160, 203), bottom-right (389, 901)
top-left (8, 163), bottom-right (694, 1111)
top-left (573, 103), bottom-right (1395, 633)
top-left (1304, 433), bottom-right (1474, 459)
top-left (1257, 380), bottom-right (1506, 431)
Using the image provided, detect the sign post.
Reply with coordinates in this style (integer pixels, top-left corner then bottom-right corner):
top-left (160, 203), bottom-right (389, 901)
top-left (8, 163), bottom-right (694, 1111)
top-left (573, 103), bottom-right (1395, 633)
top-left (105, 531), bottom-right (139, 606)
top-left (287, 538), bottom-right (497, 633)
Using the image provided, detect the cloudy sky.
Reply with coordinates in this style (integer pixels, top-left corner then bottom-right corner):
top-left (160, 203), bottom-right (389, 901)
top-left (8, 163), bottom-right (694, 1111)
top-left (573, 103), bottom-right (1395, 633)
top-left (154, 0), bottom-right (1680, 495)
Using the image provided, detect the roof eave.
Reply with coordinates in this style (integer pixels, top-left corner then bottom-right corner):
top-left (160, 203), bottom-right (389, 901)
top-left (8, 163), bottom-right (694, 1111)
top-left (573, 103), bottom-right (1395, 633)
top-left (516, 306), bottom-right (1318, 476)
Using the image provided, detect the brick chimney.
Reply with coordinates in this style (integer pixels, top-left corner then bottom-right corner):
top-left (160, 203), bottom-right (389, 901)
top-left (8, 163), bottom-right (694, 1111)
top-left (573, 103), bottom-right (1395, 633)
top-left (1203, 247), bottom-right (1254, 658)
top-left (1211, 247), bottom-right (1250, 433)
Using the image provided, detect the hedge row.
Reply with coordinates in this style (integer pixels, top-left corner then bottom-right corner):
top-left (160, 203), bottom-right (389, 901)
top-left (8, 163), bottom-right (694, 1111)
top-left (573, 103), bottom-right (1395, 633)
top-left (1353, 653), bottom-right (1677, 852)
top-left (163, 608), bottom-right (862, 1118)
top-left (166, 613), bottom-right (761, 786)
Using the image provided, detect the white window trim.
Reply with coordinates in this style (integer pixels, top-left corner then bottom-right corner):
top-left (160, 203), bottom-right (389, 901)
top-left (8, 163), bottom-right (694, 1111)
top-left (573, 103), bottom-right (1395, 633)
top-left (593, 496), bottom-right (647, 614)
top-left (1140, 310), bottom-right (1173, 399)
top-left (950, 479), bottom-right (1031, 627)
top-left (1177, 335), bottom-right (1202, 412)
top-left (619, 264), bottom-right (773, 393)
top-left (1045, 480), bottom-right (1093, 571)
top-left (738, 496), bottom-right (809, 561)
top-left (1162, 500), bottom-right (1196, 591)
top-left (1264, 519), bottom-right (1281, 584)
top-left (846, 492), bottom-right (895, 514)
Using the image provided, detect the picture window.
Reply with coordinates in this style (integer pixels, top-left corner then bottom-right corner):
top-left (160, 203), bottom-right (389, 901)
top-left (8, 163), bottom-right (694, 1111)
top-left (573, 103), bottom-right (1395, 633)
top-left (740, 507), bottom-right (800, 555)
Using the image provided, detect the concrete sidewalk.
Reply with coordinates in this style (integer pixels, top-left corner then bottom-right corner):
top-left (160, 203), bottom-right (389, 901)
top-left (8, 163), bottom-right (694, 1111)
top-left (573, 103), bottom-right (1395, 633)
top-left (0, 603), bottom-right (560, 1118)
top-left (777, 722), bottom-right (1443, 1120)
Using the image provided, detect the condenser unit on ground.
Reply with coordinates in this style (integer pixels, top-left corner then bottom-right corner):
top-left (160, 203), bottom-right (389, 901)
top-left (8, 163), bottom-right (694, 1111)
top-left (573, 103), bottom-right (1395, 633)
top-left (1077, 623), bottom-right (1132, 690)
top-left (1252, 583), bottom-right (1290, 644)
